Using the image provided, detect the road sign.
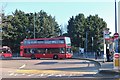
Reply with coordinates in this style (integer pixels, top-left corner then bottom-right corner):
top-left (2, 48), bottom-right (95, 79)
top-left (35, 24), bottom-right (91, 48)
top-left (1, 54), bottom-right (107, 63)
top-left (104, 30), bottom-right (110, 40)
top-left (114, 33), bottom-right (119, 39)
top-left (114, 53), bottom-right (119, 58)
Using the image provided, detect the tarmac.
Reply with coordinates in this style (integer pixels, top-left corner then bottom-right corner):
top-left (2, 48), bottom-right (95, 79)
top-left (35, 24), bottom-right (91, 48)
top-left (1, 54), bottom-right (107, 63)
top-left (1, 53), bottom-right (120, 79)
top-left (72, 53), bottom-right (120, 78)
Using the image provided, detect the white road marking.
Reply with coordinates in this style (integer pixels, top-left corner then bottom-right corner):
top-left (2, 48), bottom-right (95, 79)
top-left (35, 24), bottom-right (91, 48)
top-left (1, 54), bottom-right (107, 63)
top-left (39, 74), bottom-right (47, 77)
top-left (69, 74), bottom-right (73, 77)
top-left (47, 74), bottom-right (54, 76)
top-left (19, 64), bottom-right (26, 69)
top-left (62, 74), bottom-right (66, 76)
top-left (40, 74), bottom-right (44, 77)
top-left (9, 73), bottom-right (14, 76)
top-left (14, 74), bottom-right (18, 76)
top-left (8, 71), bottom-right (13, 72)
top-left (28, 74), bottom-right (34, 76)
top-left (55, 74), bottom-right (62, 77)
top-left (22, 73), bottom-right (25, 75)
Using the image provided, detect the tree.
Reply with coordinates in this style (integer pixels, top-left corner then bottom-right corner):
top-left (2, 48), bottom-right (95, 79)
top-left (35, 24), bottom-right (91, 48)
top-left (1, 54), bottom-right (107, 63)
top-left (86, 15), bottom-right (107, 51)
top-left (67, 14), bottom-right (86, 47)
top-left (67, 14), bottom-right (107, 52)
top-left (33, 11), bottom-right (60, 38)
top-left (2, 10), bottom-right (60, 54)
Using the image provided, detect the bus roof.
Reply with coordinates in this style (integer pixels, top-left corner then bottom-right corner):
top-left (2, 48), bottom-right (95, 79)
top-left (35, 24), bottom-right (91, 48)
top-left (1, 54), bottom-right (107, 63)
top-left (23, 37), bottom-right (70, 41)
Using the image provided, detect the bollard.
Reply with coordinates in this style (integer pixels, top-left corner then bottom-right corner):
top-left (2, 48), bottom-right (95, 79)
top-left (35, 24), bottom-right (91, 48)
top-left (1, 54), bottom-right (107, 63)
top-left (114, 53), bottom-right (120, 72)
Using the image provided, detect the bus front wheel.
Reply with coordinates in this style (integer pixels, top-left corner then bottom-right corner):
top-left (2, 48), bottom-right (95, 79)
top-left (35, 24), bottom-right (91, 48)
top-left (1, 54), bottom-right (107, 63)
top-left (31, 55), bottom-right (36, 59)
top-left (53, 55), bottom-right (58, 59)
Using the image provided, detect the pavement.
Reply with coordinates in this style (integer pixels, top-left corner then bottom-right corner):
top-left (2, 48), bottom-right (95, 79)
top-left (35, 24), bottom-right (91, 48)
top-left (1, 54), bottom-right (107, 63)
top-left (96, 59), bottom-right (120, 77)
top-left (72, 53), bottom-right (120, 78)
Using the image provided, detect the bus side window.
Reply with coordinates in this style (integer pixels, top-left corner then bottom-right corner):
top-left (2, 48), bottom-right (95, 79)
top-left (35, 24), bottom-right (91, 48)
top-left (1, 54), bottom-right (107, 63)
top-left (34, 48), bottom-right (37, 53)
top-left (52, 48), bottom-right (60, 53)
top-left (60, 48), bottom-right (65, 53)
top-left (24, 49), bottom-right (27, 53)
top-left (38, 48), bottom-right (45, 54)
top-left (47, 48), bottom-right (52, 54)
top-left (24, 48), bottom-right (30, 54)
top-left (66, 48), bottom-right (71, 53)
top-left (45, 49), bottom-right (47, 53)
top-left (30, 49), bottom-right (35, 54)
top-left (37, 49), bottom-right (41, 53)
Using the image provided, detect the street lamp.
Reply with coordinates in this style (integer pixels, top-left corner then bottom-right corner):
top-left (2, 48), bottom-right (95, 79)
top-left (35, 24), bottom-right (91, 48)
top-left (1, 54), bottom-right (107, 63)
top-left (85, 27), bottom-right (90, 58)
top-left (33, 13), bottom-right (35, 39)
top-left (91, 37), bottom-right (94, 53)
top-left (115, 0), bottom-right (117, 33)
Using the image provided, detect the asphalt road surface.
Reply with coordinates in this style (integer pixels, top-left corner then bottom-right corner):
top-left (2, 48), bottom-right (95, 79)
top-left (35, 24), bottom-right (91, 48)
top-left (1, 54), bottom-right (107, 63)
top-left (1, 58), bottom-right (98, 78)
top-left (0, 58), bottom-right (120, 80)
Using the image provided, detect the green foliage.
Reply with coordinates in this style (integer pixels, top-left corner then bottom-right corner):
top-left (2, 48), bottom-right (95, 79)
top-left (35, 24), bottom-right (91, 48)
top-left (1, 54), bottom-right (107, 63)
top-left (2, 9), bottom-right (107, 54)
top-left (67, 14), bottom-right (107, 52)
top-left (71, 46), bottom-right (79, 53)
top-left (2, 10), bottom-right (60, 53)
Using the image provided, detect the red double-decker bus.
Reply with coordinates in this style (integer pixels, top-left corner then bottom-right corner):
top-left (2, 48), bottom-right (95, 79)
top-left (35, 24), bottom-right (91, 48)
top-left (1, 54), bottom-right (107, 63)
top-left (20, 37), bottom-right (73, 59)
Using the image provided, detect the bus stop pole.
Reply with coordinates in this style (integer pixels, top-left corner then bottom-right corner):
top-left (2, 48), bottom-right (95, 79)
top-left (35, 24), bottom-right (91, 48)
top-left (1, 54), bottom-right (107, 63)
top-left (113, 0), bottom-right (120, 72)
top-left (104, 39), bottom-right (107, 62)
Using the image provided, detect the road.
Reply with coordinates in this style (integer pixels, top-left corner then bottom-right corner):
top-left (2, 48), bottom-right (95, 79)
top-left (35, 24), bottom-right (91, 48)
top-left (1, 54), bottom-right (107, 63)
top-left (1, 58), bottom-right (99, 78)
top-left (0, 58), bottom-right (120, 80)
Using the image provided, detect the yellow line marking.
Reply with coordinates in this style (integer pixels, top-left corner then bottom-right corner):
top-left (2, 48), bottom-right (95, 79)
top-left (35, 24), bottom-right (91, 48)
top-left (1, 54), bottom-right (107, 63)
top-left (16, 70), bottom-right (97, 75)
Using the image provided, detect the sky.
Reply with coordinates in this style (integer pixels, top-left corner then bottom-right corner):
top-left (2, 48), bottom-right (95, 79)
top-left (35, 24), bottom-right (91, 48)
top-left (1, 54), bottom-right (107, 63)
top-left (0, 0), bottom-right (120, 35)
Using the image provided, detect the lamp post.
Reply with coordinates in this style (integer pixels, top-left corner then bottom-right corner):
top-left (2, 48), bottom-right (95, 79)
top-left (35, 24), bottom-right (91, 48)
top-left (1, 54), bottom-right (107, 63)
top-left (115, 0), bottom-right (117, 33)
top-left (0, 13), bottom-right (2, 47)
top-left (85, 27), bottom-right (89, 58)
top-left (34, 13), bottom-right (36, 39)
top-left (92, 37), bottom-right (93, 53)
top-left (85, 31), bottom-right (88, 58)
